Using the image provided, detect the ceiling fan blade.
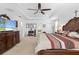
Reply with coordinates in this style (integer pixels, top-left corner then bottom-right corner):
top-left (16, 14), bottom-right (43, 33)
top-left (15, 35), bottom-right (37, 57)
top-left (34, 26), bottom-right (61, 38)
top-left (34, 11), bottom-right (38, 14)
top-left (38, 3), bottom-right (41, 9)
top-left (28, 8), bottom-right (37, 10)
top-left (41, 9), bottom-right (51, 11)
top-left (41, 11), bottom-right (45, 15)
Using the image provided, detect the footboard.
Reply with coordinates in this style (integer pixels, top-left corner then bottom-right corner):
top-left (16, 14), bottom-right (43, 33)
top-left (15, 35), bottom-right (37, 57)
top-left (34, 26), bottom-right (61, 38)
top-left (37, 49), bottom-right (79, 55)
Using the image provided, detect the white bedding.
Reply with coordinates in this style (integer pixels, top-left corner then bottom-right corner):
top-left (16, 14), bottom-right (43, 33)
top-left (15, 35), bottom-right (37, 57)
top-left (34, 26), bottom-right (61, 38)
top-left (35, 33), bottom-right (52, 53)
top-left (68, 32), bottom-right (79, 38)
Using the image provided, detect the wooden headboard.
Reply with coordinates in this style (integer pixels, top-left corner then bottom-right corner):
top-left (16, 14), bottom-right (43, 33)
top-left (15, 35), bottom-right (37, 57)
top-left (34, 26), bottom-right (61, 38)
top-left (63, 17), bottom-right (79, 33)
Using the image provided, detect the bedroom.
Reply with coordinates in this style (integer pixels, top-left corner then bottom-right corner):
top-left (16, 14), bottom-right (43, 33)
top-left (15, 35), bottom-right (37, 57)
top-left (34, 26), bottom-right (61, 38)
top-left (0, 3), bottom-right (79, 55)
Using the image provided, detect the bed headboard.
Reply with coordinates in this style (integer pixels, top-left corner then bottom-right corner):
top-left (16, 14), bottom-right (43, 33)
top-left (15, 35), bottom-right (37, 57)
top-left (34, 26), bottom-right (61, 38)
top-left (63, 17), bottom-right (79, 33)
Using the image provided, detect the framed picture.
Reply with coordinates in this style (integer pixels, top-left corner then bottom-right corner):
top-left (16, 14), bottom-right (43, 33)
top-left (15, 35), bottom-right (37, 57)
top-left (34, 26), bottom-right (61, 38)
top-left (26, 23), bottom-right (37, 28)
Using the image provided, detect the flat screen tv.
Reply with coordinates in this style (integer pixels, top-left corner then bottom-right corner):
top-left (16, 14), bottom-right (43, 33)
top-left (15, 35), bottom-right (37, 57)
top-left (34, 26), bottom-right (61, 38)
top-left (0, 17), bottom-right (17, 31)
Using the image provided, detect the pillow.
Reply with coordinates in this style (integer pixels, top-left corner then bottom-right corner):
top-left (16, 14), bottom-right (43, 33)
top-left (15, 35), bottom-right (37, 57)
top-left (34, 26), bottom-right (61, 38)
top-left (61, 31), bottom-right (69, 36)
top-left (68, 32), bottom-right (79, 38)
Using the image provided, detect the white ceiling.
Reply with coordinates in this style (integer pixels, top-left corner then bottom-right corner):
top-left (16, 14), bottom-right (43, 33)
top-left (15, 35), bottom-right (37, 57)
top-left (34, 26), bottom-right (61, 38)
top-left (0, 3), bottom-right (79, 20)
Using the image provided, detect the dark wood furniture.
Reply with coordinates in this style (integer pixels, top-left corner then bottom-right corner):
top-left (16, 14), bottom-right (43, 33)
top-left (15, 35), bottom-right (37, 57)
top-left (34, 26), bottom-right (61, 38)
top-left (38, 49), bottom-right (79, 55)
top-left (63, 17), bottom-right (79, 33)
top-left (0, 31), bottom-right (20, 54)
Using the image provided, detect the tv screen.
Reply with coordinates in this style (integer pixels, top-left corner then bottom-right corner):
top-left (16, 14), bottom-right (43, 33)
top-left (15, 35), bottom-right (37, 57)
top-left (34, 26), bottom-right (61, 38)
top-left (0, 17), bottom-right (17, 31)
top-left (0, 18), bottom-right (5, 31)
top-left (0, 18), bottom-right (5, 27)
top-left (5, 20), bottom-right (16, 29)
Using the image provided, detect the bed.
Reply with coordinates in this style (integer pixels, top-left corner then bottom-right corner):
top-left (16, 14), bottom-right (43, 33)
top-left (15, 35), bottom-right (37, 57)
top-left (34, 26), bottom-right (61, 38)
top-left (35, 17), bottom-right (79, 55)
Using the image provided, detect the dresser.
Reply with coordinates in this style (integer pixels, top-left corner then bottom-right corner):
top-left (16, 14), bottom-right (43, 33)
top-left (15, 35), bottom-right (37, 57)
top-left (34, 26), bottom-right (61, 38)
top-left (0, 31), bottom-right (20, 54)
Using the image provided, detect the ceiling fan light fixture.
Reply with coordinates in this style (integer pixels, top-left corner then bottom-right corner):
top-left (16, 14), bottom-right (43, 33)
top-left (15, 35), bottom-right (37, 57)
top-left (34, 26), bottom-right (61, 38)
top-left (28, 3), bottom-right (51, 15)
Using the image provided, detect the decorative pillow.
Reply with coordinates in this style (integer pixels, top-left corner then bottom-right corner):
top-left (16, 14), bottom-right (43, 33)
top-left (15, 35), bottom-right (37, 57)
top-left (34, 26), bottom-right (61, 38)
top-left (60, 31), bottom-right (69, 36)
top-left (68, 32), bottom-right (79, 38)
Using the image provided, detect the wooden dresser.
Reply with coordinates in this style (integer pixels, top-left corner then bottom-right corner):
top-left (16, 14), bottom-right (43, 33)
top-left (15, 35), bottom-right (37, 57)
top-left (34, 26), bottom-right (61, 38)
top-left (0, 31), bottom-right (20, 54)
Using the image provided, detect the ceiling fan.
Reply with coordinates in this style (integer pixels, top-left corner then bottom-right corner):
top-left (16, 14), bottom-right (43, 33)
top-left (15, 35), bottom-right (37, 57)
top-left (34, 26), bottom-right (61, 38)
top-left (28, 3), bottom-right (51, 15)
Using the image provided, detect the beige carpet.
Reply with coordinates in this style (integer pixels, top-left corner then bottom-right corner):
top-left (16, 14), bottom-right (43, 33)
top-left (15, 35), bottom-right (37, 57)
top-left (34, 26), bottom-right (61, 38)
top-left (3, 36), bottom-right (37, 55)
